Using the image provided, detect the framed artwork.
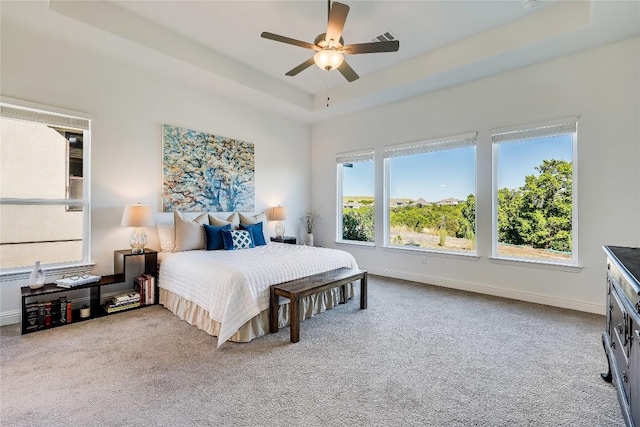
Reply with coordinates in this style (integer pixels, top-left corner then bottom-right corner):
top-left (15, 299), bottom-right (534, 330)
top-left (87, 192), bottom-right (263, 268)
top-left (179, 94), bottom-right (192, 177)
top-left (162, 125), bottom-right (255, 212)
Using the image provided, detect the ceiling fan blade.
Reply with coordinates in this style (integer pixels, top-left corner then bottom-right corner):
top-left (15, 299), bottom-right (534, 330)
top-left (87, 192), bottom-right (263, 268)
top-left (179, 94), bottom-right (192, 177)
top-left (326, 2), bottom-right (349, 45)
top-left (342, 40), bottom-right (400, 55)
top-left (261, 32), bottom-right (319, 51)
top-left (285, 58), bottom-right (316, 76)
top-left (337, 60), bottom-right (359, 82)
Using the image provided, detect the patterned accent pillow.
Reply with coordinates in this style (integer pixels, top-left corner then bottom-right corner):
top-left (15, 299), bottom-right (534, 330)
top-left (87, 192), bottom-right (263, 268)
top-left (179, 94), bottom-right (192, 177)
top-left (221, 229), bottom-right (255, 250)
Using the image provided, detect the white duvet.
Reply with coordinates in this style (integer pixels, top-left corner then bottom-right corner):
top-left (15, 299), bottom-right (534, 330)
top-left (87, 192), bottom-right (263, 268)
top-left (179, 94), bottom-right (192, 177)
top-left (159, 243), bottom-right (357, 346)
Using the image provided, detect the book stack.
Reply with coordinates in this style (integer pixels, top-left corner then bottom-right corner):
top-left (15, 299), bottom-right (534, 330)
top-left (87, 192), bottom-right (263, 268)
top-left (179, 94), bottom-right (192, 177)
top-left (25, 297), bottom-right (72, 332)
top-left (134, 274), bottom-right (156, 305)
top-left (55, 275), bottom-right (101, 288)
top-left (103, 291), bottom-right (141, 314)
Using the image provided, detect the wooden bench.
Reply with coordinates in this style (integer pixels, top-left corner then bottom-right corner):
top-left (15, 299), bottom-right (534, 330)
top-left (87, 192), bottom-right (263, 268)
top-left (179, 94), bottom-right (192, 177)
top-left (269, 268), bottom-right (368, 343)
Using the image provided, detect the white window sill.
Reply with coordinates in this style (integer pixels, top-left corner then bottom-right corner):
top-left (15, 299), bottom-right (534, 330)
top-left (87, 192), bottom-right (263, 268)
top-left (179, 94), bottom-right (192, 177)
top-left (383, 245), bottom-right (480, 261)
top-left (334, 240), bottom-right (376, 249)
top-left (489, 256), bottom-right (581, 272)
top-left (1, 262), bottom-right (96, 282)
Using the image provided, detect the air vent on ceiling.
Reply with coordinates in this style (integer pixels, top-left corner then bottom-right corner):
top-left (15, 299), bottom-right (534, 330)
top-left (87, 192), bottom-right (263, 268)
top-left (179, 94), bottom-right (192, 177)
top-left (372, 31), bottom-right (397, 43)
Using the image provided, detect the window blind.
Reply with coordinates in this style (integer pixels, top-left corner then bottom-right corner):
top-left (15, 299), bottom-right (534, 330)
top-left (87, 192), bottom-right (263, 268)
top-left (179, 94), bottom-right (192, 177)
top-left (492, 118), bottom-right (577, 144)
top-left (383, 132), bottom-right (477, 159)
top-left (0, 103), bottom-right (90, 131)
top-left (336, 149), bottom-right (374, 164)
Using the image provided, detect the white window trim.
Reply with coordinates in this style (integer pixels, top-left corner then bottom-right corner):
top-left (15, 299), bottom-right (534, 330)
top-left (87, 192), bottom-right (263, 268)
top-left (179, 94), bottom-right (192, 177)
top-left (336, 149), bottom-right (375, 244)
top-left (0, 97), bottom-right (92, 278)
top-left (383, 132), bottom-right (478, 254)
top-left (491, 116), bottom-right (579, 267)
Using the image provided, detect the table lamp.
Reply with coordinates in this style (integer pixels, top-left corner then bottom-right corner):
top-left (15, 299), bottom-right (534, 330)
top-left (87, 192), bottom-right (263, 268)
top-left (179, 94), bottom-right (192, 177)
top-left (121, 204), bottom-right (155, 253)
top-left (271, 206), bottom-right (287, 239)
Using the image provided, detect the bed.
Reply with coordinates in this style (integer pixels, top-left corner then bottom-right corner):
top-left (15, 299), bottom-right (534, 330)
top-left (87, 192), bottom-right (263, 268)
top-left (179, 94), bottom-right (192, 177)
top-left (156, 213), bottom-right (358, 346)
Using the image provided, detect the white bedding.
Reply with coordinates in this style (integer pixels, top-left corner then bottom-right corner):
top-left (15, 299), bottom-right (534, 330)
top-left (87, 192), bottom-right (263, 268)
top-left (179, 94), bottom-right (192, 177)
top-left (158, 243), bottom-right (357, 346)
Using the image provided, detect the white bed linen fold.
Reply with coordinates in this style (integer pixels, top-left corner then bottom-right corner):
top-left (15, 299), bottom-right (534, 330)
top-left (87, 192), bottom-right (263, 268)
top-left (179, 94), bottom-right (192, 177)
top-left (159, 243), bottom-right (357, 346)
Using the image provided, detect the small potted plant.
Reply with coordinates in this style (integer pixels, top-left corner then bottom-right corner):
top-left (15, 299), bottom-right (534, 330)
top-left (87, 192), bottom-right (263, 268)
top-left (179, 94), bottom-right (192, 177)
top-left (80, 303), bottom-right (91, 319)
top-left (300, 208), bottom-right (321, 246)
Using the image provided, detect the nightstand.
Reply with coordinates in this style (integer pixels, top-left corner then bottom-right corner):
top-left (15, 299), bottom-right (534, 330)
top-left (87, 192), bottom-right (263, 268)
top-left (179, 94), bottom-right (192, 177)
top-left (271, 236), bottom-right (297, 245)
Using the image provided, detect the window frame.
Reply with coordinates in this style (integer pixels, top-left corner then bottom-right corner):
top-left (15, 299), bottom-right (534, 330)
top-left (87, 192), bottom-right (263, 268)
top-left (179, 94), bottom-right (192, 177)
top-left (336, 149), bottom-right (375, 246)
top-left (383, 132), bottom-right (478, 256)
top-left (490, 116), bottom-right (579, 267)
top-left (0, 97), bottom-right (93, 278)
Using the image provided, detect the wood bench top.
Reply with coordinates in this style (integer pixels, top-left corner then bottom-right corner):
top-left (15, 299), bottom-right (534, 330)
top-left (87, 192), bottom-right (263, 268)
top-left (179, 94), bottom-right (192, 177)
top-left (272, 267), bottom-right (366, 299)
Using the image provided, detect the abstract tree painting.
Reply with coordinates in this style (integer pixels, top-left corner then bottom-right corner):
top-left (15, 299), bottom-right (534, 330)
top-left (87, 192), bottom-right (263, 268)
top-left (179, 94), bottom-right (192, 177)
top-left (162, 125), bottom-right (255, 212)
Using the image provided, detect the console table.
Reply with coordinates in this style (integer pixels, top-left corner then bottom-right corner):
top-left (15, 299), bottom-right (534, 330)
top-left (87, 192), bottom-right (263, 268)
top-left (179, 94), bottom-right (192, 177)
top-left (602, 245), bottom-right (640, 426)
top-left (21, 249), bottom-right (157, 334)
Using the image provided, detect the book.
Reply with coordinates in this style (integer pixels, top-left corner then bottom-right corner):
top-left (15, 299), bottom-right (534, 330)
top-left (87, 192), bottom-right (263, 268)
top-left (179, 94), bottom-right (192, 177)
top-left (59, 296), bottom-right (67, 324)
top-left (50, 298), bottom-right (61, 326)
top-left (111, 291), bottom-right (140, 305)
top-left (38, 303), bottom-right (45, 330)
top-left (143, 274), bottom-right (155, 305)
top-left (25, 303), bottom-right (39, 332)
top-left (55, 275), bottom-right (101, 288)
top-left (134, 276), bottom-right (145, 305)
top-left (44, 302), bottom-right (52, 328)
top-left (103, 301), bottom-right (140, 314)
top-left (66, 301), bottom-right (72, 324)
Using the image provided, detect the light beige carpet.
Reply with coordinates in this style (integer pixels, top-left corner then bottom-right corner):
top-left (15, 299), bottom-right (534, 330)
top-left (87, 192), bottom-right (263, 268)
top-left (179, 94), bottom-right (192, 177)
top-left (1, 275), bottom-right (622, 426)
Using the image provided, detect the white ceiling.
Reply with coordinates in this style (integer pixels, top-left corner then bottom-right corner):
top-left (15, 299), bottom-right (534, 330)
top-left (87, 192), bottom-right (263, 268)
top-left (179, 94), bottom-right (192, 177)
top-left (2, 1), bottom-right (639, 123)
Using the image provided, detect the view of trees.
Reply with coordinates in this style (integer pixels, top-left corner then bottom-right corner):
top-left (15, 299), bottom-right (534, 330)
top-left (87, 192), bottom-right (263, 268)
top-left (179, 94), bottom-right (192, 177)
top-left (342, 159), bottom-right (572, 256)
top-left (498, 159), bottom-right (572, 252)
top-left (343, 206), bottom-right (374, 242)
top-left (389, 195), bottom-right (475, 241)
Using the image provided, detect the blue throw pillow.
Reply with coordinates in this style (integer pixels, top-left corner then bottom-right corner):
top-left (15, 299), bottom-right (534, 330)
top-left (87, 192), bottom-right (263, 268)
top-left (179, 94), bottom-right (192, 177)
top-left (203, 224), bottom-right (231, 250)
top-left (239, 222), bottom-right (266, 246)
top-left (220, 229), bottom-right (255, 250)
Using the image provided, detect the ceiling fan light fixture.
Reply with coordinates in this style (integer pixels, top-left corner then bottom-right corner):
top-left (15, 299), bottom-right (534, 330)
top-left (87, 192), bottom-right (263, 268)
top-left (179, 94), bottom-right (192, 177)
top-left (314, 49), bottom-right (344, 71)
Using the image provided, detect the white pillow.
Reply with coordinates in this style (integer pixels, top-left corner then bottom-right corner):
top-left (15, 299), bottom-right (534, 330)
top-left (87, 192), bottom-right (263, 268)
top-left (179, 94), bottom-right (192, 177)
top-left (208, 213), bottom-right (239, 229)
top-left (157, 224), bottom-right (175, 253)
top-left (172, 211), bottom-right (208, 252)
top-left (239, 212), bottom-right (270, 245)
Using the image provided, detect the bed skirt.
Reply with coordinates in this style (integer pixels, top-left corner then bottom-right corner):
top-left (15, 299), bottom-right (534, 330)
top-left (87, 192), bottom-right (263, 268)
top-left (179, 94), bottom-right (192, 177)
top-left (159, 284), bottom-right (354, 343)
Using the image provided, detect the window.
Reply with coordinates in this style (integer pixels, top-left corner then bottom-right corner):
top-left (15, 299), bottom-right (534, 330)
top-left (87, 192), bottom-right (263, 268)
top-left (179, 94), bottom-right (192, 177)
top-left (492, 118), bottom-right (577, 265)
top-left (0, 99), bottom-right (91, 272)
top-left (384, 133), bottom-right (477, 254)
top-left (336, 150), bottom-right (374, 243)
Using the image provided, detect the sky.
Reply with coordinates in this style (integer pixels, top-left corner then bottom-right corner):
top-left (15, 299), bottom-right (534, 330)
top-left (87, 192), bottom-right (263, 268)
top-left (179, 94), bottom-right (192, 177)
top-left (343, 134), bottom-right (573, 201)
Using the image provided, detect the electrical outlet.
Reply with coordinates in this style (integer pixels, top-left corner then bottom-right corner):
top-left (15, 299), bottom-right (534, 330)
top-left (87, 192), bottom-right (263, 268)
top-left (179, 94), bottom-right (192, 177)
top-left (421, 256), bottom-right (426, 264)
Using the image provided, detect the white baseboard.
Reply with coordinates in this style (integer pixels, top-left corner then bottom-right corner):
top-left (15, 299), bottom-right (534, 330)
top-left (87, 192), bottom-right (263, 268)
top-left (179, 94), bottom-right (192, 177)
top-left (361, 265), bottom-right (606, 315)
top-left (2, 271), bottom-right (604, 327)
top-left (1, 309), bottom-right (21, 327)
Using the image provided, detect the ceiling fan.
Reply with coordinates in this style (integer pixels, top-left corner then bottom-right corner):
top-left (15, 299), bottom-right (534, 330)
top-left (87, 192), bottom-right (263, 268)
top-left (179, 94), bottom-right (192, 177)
top-left (260, 1), bottom-right (400, 82)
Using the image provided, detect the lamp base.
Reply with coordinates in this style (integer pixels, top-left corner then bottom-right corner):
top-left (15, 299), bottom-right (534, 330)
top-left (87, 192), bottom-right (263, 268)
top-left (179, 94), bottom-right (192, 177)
top-left (275, 221), bottom-right (285, 239)
top-left (130, 228), bottom-right (147, 254)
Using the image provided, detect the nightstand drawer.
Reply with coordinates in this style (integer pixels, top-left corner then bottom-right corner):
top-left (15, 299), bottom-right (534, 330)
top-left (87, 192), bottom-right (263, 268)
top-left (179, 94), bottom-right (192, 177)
top-left (270, 236), bottom-right (296, 245)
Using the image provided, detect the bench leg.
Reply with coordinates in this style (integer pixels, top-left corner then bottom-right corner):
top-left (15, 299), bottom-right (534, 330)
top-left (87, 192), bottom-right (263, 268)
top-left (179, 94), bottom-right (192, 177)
top-left (290, 296), bottom-right (300, 343)
top-left (269, 286), bottom-right (279, 333)
top-left (360, 273), bottom-right (368, 309)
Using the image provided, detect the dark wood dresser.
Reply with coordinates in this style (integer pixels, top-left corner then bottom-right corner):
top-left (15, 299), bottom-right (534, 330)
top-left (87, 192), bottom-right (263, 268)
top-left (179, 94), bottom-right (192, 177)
top-left (603, 245), bottom-right (640, 426)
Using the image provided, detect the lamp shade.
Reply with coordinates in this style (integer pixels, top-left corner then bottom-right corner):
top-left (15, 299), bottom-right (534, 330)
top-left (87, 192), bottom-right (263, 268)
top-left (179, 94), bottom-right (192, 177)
top-left (314, 49), bottom-right (344, 71)
top-left (121, 204), bottom-right (155, 227)
top-left (271, 206), bottom-right (287, 221)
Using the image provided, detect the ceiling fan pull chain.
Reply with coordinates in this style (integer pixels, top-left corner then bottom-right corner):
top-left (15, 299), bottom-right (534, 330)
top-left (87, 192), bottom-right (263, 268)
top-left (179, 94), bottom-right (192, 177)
top-left (326, 73), bottom-right (330, 107)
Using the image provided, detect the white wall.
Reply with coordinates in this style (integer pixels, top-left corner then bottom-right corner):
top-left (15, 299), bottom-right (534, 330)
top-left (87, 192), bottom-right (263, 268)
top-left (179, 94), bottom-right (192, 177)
top-left (311, 37), bottom-right (640, 314)
top-left (0, 24), bottom-right (311, 324)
